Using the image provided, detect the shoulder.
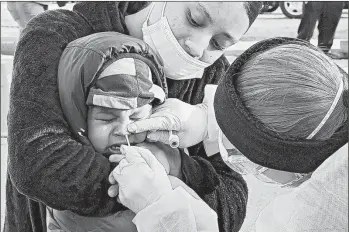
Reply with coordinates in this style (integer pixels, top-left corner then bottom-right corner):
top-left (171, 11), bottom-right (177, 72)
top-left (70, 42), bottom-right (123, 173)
top-left (181, 56), bottom-right (229, 104)
top-left (202, 55), bottom-right (230, 85)
top-left (26, 8), bottom-right (87, 30)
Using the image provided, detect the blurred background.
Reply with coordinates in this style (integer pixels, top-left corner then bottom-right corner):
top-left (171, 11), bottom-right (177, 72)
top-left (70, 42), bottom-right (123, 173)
top-left (1, 2), bottom-right (348, 232)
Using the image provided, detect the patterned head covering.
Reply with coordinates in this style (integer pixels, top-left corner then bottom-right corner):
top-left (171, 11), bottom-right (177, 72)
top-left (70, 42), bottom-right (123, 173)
top-left (58, 32), bottom-right (167, 141)
top-left (86, 57), bottom-right (165, 110)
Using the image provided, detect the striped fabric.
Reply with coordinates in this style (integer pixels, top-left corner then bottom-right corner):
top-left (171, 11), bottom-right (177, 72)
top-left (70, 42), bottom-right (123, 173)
top-left (86, 57), bottom-right (165, 109)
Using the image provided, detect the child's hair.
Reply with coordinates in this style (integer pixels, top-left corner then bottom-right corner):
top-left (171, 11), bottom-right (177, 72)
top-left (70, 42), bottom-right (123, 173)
top-left (236, 44), bottom-right (348, 140)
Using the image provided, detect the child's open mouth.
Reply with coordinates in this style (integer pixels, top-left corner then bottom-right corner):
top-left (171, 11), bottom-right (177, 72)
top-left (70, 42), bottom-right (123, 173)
top-left (106, 136), bottom-right (131, 154)
top-left (107, 145), bottom-right (121, 154)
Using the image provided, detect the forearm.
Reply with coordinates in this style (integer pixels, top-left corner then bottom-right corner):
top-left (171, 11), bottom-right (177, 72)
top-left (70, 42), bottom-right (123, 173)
top-left (8, 100), bottom-right (121, 216)
top-left (8, 9), bottom-right (122, 216)
top-left (201, 84), bottom-right (222, 156)
top-left (168, 149), bottom-right (184, 180)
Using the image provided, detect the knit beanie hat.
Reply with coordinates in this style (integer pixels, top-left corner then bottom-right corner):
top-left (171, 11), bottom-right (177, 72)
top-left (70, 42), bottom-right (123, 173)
top-left (214, 37), bottom-right (348, 173)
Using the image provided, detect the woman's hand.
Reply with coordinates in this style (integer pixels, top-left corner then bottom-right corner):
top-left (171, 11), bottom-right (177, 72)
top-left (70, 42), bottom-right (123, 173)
top-left (109, 145), bottom-right (172, 213)
top-left (126, 98), bottom-right (209, 148)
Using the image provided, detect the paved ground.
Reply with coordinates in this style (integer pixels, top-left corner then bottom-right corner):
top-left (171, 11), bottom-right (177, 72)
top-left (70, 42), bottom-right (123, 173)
top-left (1, 2), bottom-right (348, 231)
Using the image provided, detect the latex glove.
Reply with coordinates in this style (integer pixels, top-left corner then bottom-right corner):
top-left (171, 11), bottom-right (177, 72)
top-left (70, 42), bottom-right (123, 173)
top-left (108, 142), bottom-right (183, 197)
top-left (111, 145), bottom-right (172, 213)
top-left (127, 98), bottom-right (208, 148)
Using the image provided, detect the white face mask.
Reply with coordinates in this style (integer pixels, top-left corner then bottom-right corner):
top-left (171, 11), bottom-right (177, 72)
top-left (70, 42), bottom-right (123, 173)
top-left (142, 2), bottom-right (211, 80)
top-left (218, 128), bottom-right (309, 188)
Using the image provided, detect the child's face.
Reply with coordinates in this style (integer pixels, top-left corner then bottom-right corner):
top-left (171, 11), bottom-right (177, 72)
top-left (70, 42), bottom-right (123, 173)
top-left (87, 104), bottom-right (152, 154)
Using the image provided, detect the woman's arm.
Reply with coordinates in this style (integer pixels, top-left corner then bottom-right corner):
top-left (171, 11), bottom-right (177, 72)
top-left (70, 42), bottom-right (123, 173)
top-left (8, 8), bottom-right (122, 216)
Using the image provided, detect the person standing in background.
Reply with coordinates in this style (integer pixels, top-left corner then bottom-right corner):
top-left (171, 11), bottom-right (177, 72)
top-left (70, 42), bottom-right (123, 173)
top-left (297, 1), bottom-right (346, 59)
top-left (7, 2), bottom-right (68, 35)
top-left (7, 2), bottom-right (49, 34)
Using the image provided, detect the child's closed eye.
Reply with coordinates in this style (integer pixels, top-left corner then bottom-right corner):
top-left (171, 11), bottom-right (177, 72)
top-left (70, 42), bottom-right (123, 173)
top-left (97, 117), bottom-right (117, 122)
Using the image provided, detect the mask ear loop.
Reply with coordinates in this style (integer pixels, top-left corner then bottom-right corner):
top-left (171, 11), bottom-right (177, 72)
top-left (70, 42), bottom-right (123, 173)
top-left (143, 3), bottom-right (156, 28)
top-left (307, 79), bottom-right (344, 139)
top-left (143, 2), bottom-right (166, 28)
top-left (161, 2), bottom-right (167, 17)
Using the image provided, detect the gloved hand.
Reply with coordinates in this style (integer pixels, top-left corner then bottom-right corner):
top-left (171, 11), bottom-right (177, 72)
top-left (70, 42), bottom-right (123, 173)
top-left (110, 145), bottom-right (172, 213)
top-left (127, 98), bottom-right (208, 148)
top-left (108, 142), bottom-right (183, 198)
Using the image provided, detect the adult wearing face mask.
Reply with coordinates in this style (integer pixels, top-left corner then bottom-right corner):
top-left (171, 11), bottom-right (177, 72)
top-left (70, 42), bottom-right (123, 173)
top-left (130, 37), bottom-right (347, 183)
top-left (128, 37), bottom-right (348, 231)
top-left (4, 2), bottom-right (263, 232)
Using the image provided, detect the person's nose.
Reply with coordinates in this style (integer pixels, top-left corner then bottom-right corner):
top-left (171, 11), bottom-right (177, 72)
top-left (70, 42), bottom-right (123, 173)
top-left (112, 118), bottom-right (132, 136)
top-left (184, 35), bottom-right (211, 59)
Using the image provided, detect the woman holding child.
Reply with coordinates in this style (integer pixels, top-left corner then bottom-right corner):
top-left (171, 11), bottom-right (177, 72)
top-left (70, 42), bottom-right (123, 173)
top-left (5, 1), bottom-right (347, 232)
top-left (44, 31), bottom-right (218, 232)
top-left (4, 1), bottom-right (262, 232)
top-left (130, 37), bottom-right (348, 231)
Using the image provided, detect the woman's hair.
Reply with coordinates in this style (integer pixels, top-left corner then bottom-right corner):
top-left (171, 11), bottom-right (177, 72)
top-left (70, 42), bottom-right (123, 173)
top-left (236, 44), bottom-right (348, 140)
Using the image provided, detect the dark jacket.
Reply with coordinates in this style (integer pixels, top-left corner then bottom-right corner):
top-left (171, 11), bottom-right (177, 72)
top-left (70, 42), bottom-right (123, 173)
top-left (4, 2), bottom-right (248, 232)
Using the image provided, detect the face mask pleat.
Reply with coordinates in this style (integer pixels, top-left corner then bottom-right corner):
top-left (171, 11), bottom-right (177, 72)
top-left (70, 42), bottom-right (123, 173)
top-left (142, 2), bottom-right (210, 80)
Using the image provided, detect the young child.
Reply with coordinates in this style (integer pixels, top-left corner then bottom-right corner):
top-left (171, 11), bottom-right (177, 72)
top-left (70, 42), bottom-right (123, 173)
top-left (48, 31), bottom-right (218, 232)
top-left (47, 31), bottom-right (167, 232)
